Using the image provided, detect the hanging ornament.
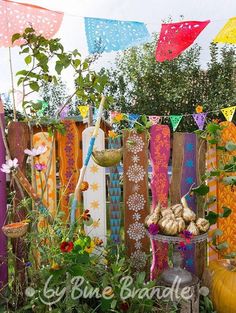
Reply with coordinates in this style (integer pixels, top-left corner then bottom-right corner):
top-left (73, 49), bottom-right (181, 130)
top-left (78, 105), bottom-right (89, 119)
top-left (170, 115), bottom-right (183, 131)
top-left (149, 115), bottom-right (161, 125)
top-left (221, 106), bottom-right (236, 122)
top-left (192, 113), bottom-right (207, 130)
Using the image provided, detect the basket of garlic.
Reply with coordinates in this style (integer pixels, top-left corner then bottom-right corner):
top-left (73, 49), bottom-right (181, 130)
top-left (145, 195), bottom-right (210, 243)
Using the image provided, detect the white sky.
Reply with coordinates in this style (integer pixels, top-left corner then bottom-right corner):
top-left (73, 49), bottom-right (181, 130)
top-left (1, 0), bottom-right (236, 94)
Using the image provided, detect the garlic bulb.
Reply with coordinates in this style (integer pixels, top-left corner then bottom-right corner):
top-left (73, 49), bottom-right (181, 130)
top-left (183, 207), bottom-right (196, 222)
top-left (161, 208), bottom-right (173, 217)
top-left (176, 217), bottom-right (185, 233)
top-left (171, 204), bottom-right (183, 218)
top-left (158, 216), bottom-right (178, 235)
top-left (145, 203), bottom-right (162, 227)
top-left (196, 218), bottom-right (210, 233)
top-left (187, 222), bottom-right (199, 236)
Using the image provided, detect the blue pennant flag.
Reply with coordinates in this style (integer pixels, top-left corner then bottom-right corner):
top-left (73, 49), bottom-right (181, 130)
top-left (128, 113), bottom-right (140, 127)
top-left (85, 17), bottom-right (151, 54)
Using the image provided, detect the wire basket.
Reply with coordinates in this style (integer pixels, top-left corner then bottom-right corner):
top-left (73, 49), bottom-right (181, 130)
top-left (2, 222), bottom-right (29, 238)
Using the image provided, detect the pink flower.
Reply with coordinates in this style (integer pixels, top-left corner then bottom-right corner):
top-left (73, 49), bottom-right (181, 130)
top-left (34, 163), bottom-right (47, 172)
top-left (148, 223), bottom-right (159, 236)
top-left (24, 145), bottom-right (47, 157)
top-left (0, 158), bottom-right (19, 173)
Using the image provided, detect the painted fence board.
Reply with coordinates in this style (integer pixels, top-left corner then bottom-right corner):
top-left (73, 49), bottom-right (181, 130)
top-left (57, 120), bottom-right (80, 221)
top-left (82, 127), bottom-right (107, 243)
top-left (33, 132), bottom-right (57, 221)
top-left (150, 124), bottom-right (170, 279)
top-left (217, 121), bottom-right (236, 255)
top-left (0, 99), bottom-right (7, 290)
top-left (8, 121), bottom-right (30, 293)
top-left (123, 130), bottom-right (149, 271)
top-left (108, 137), bottom-right (121, 243)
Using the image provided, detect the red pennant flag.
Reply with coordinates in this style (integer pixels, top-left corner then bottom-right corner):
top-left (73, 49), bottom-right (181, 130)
top-left (0, 0), bottom-right (64, 47)
top-left (156, 20), bottom-right (210, 62)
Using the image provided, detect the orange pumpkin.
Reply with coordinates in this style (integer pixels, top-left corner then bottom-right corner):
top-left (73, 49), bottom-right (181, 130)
top-left (207, 260), bottom-right (236, 313)
top-left (80, 181), bottom-right (89, 191)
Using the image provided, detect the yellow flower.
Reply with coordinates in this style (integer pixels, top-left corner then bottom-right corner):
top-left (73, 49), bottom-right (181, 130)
top-left (51, 261), bottom-right (60, 270)
top-left (196, 105), bottom-right (203, 113)
top-left (103, 258), bottom-right (108, 265)
top-left (108, 130), bottom-right (118, 139)
top-left (103, 286), bottom-right (114, 297)
top-left (113, 113), bottom-right (123, 123)
top-left (85, 241), bottom-right (95, 254)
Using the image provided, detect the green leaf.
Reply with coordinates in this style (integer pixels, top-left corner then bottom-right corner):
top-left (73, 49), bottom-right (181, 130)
top-left (24, 55), bottom-right (32, 65)
top-left (55, 61), bottom-right (63, 75)
top-left (12, 33), bottom-right (21, 43)
top-left (224, 252), bottom-right (236, 259)
top-left (225, 141), bottom-right (236, 151)
top-left (223, 176), bottom-right (236, 186)
top-left (216, 241), bottom-right (229, 251)
top-left (220, 206), bottom-right (232, 218)
top-left (205, 211), bottom-right (218, 225)
top-left (192, 184), bottom-right (209, 196)
top-left (29, 81), bottom-right (39, 92)
top-left (212, 228), bottom-right (223, 245)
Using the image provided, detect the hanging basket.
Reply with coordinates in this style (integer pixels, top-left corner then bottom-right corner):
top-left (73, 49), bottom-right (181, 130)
top-left (2, 222), bottom-right (29, 238)
top-left (92, 149), bottom-right (123, 167)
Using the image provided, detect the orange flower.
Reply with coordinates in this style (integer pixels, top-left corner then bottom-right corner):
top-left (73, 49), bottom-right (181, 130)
top-left (93, 237), bottom-right (103, 246)
top-left (51, 261), bottom-right (60, 270)
top-left (113, 113), bottom-right (123, 123)
top-left (108, 130), bottom-right (117, 139)
top-left (212, 118), bottom-right (220, 124)
top-left (80, 181), bottom-right (89, 191)
top-left (196, 105), bottom-right (203, 113)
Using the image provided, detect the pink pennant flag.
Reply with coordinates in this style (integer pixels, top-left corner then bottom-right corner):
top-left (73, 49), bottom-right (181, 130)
top-left (156, 20), bottom-right (210, 62)
top-left (149, 115), bottom-right (161, 125)
top-left (192, 113), bottom-right (207, 130)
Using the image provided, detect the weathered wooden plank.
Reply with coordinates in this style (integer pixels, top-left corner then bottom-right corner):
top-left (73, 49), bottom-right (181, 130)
top-left (8, 121), bottom-right (30, 295)
top-left (123, 130), bottom-right (149, 271)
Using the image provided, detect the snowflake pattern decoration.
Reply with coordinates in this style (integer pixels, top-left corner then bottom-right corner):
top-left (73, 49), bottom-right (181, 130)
top-left (130, 250), bottom-right (147, 270)
top-left (127, 133), bottom-right (145, 154)
top-left (127, 222), bottom-right (146, 241)
top-left (127, 192), bottom-right (146, 212)
top-left (127, 164), bottom-right (145, 183)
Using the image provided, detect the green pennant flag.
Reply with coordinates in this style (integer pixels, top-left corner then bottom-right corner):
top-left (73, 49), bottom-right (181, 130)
top-left (170, 115), bottom-right (183, 131)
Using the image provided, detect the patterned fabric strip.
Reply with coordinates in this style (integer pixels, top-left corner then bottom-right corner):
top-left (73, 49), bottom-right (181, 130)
top-left (150, 125), bottom-right (170, 279)
top-left (181, 133), bottom-right (197, 273)
top-left (108, 137), bottom-right (121, 243)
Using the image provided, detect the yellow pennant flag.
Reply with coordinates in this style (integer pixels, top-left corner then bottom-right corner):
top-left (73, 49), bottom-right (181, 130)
top-left (78, 105), bottom-right (89, 119)
top-left (213, 17), bottom-right (236, 44)
top-left (221, 106), bottom-right (236, 122)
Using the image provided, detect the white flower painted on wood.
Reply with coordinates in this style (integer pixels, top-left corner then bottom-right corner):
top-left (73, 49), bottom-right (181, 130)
top-left (130, 250), bottom-right (147, 270)
top-left (127, 164), bottom-right (145, 183)
top-left (127, 222), bottom-right (145, 241)
top-left (133, 212), bottom-right (141, 221)
top-left (132, 155), bottom-right (140, 163)
top-left (134, 241), bottom-right (142, 250)
top-left (132, 184), bottom-right (140, 193)
top-left (127, 133), bottom-right (144, 154)
top-left (127, 192), bottom-right (146, 212)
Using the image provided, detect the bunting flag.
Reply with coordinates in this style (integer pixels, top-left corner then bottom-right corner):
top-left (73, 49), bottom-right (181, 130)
top-left (149, 115), bottom-right (161, 125)
top-left (156, 20), bottom-right (210, 62)
top-left (84, 17), bottom-right (150, 54)
top-left (221, 106), bottom-right (236, 122)
top-left (60, 105), bottom-right (70, 119)
top-left (170, 115), bottom-right (183, 131)
top-left (0, 0), bottom-right (64, 47)
top-left (78, 105), bottom-right (89, 119)
top-left (213, 18), bottom-right (236, 44)
top-left (192, 113), bottom-right (207, 130)
top-left (128, 113), bottom-right (140, 127)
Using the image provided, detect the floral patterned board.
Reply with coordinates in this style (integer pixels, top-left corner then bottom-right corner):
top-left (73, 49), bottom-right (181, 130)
top-left (82, 127), bottom-right (107, 244)
top-left (33, 132), bottom-right (57, 221)
top-left (108, 137), bottom-right (121, 243)
top-left (57, 120), bottom-right (80, 221)
top-left (123, 130), bottom-right (149, 271)
top-left (217, 122), bottom-right (236, 254)
top-left (8, 121), bottom-right (30, 289)
top-left (150, 125), bottom-right (170, 279)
